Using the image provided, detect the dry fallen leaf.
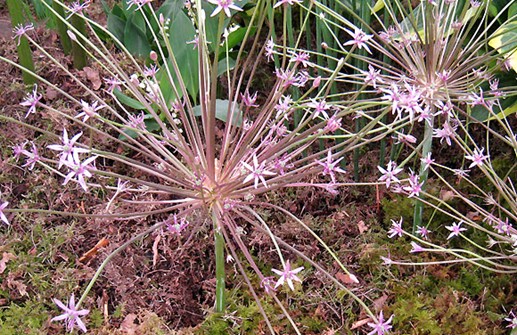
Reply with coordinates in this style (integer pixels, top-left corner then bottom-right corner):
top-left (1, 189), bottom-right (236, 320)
top-left (0, 252), bottom-right (16, 274)
top-left (372, 294), bottom-right (388, 312)
top-left (7, 276), bottom-right (27, 296)
top-left (152, 234), bottom-right (161, 267)
top-left (350, 317), bottom-right (371, 330)
top-left (440, 189), bottom-right (455, 201)
top-left (336, 272), bottom-right (358, 284)
top-left (119, 313), bottom-right (138, 335)
top-left (78, 238), bottom-right (109, 263)
top-left (83, 66), bottom-right (102, 90)
top-left (357, 220), bottom-right (369, 234)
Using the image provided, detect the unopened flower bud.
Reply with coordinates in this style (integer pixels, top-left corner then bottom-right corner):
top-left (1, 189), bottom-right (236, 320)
top-left (67, 30), bottom-right (77, 41)
top-left (150, 51), bottom-right (158, 62)
top-left (312, 76), bottom-right (321, 88)
top-left (321, 42), bottom-right (328, 49)
top-left (159, 13), bottom-right (165, 25)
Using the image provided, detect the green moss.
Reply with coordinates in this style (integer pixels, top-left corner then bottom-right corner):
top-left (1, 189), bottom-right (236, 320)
top-left (196, 313), bottom-right (230, 335)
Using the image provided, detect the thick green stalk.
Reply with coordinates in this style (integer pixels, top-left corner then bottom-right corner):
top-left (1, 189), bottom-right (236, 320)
top-left (413, 115), bottom-right (434, 233)
top-left (7, 0), bottom-right (36, 85)
top-left (52, 0), bottom-right (72, 55)
top-left (213, 210), bottom-right (226, 313)
top-left (70, 13), bottom-right (88, 69)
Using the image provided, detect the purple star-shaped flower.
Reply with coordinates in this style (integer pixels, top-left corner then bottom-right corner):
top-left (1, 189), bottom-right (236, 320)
top-left (272, 260), bottom-right (304, 291)
top-left (367, 311), bottom-right (394, 335)
top-left (51, 293), bottom-right (89, 333)
top-left (445, 221), bottom-right (467, 240)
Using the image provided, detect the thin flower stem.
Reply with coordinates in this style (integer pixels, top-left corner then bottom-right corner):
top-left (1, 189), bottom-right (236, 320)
top-left (212, 209), bottom-right (226, 313)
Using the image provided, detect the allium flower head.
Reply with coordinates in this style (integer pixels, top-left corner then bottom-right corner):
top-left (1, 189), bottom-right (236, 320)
top-left (63, 152), bottom-right (98, 191)
top-left (165, 214), bottom-right (189, 235)
top-left (307, 99), bottom-right (331, 120)
top-left (420, 152), bottom-right (434, 171)
top-left (416, 226), bottom-right (431, 240)
top-left (67, 0), bottom-right (91, 19)
top-left (51, 293), bottom-right (89, 333)
top-left (271, 260), bottom-right (304, 291)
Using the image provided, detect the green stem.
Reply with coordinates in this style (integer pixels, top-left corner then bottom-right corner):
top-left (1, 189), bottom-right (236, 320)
top-left (7, 0), bottom-right (36, 86)
top-left (213, 210), bottom-right (226, 313)
top-left (413, 115), bottom-right (434, 233)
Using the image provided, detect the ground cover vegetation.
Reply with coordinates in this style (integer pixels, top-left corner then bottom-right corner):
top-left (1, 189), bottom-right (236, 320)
top-left (0, 0), bottom-right (516, 334)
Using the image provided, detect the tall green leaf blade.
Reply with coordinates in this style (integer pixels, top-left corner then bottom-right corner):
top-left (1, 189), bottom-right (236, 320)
top-left (168, 11), bottom-right (199, 99)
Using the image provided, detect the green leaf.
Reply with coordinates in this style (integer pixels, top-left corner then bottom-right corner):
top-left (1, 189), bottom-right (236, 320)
top-left (510, 3), bottom-right (517, 19)
top-left (221, 27), bottom-right (256, 52)
top-left (193, 99), bottom-right (243, 126)
top-left (123, 12), bottom-right (152, 57)
top-left (113, 89), bottom-right (147, 110)
top-left (107, 5), bottom-right (127, 42)
top-left (488, 21), bottom-right (517, 72)
top-left (157, 0), bottom-right (184, 22)
top-left (217, 57), bottom-right (236, 77)
top-left (168, 11), bottom-right (199, 98)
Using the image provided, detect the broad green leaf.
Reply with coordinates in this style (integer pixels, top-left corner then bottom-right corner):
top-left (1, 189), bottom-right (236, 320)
top-left (124, 14), bottom-right (152, 57)
top-left (157, 0), bottom-right (184, 22)
top-left (488, 22), bottom-right (517, 73)
top-left (221, 27), bottom-right (256, 52)
top-left (107, 5), bottom-right (126, 42)
top-left (193, 99), bottom-right (243, 126)
top-left (217, 57), bottom-right (236, 77)
top-left (113, 89), bottom-right (147, 110)
top-left (168, 11), bottom-right (199, 99)
top-left (510, 2), bottom-right (517, 19)
top-left (372, 0), bottom-right (384, 13)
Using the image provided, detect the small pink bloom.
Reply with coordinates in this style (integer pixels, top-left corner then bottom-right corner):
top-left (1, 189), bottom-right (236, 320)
top-left (367, 311), bottom-right (394, 335)
top-left (465, 147), bottom-right (489, 168)
top-left (271, 260), bottom-right (304, 291)
top-left (51, 293), bottom-right (89, 333)
top-left (445, 221), bottom-right (467, 240)
top-left (387, 217), bottom-right (404, 238)
top-left (207, 0), bottom-right (243, 17)
top-left (0, 202), bottom-right (9, 225)
top-left (343, 28), bottom-right (373, 54)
